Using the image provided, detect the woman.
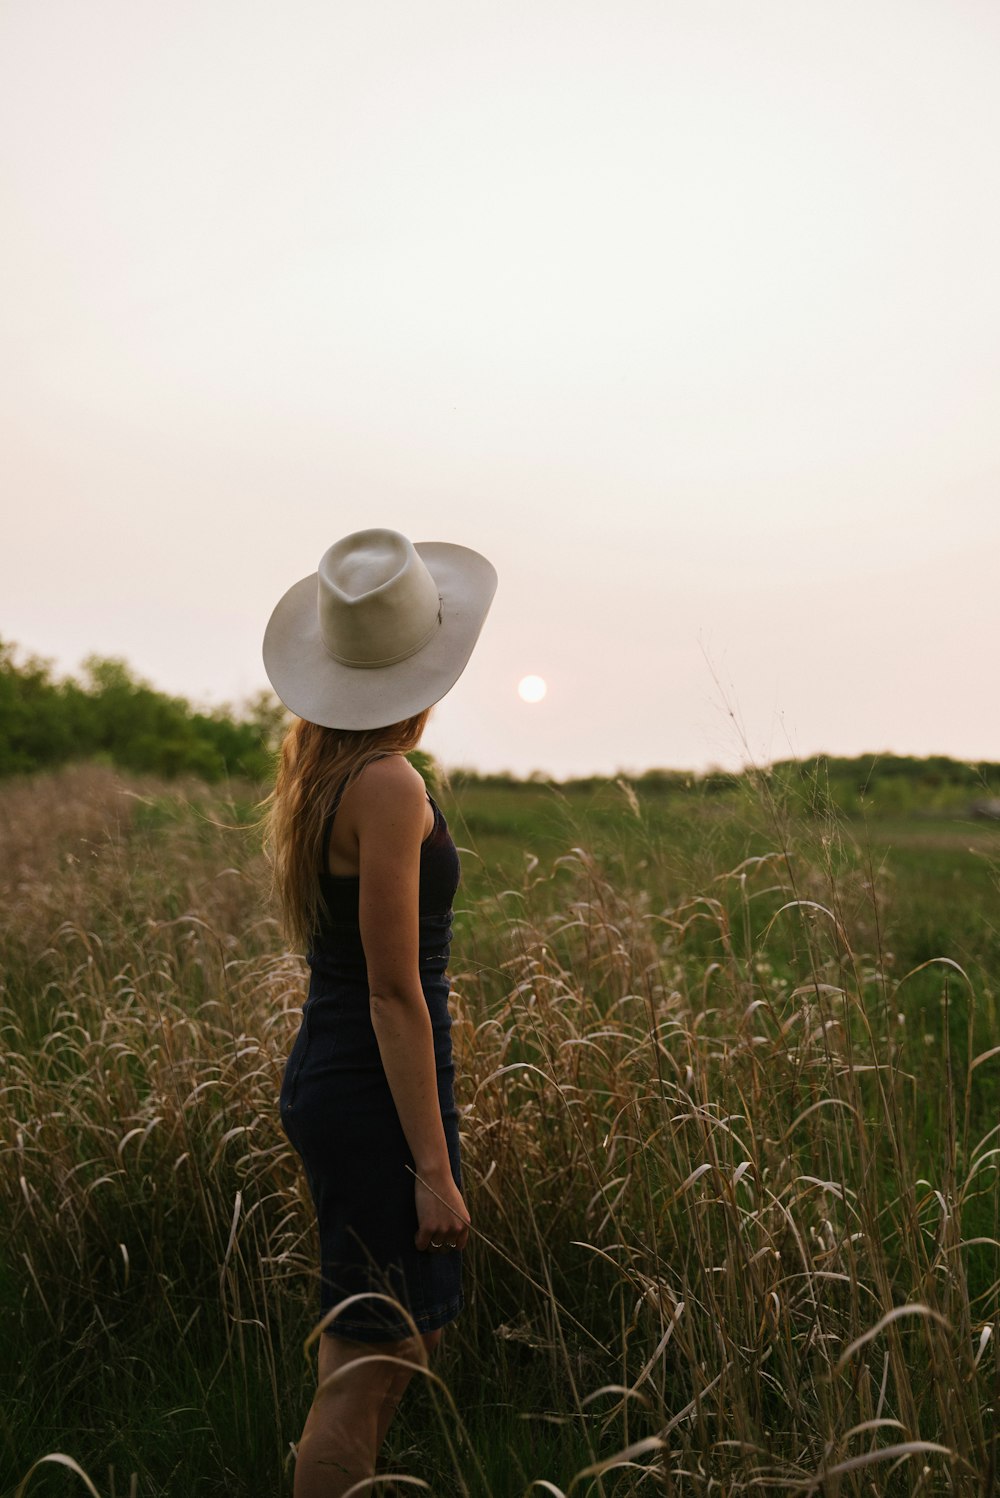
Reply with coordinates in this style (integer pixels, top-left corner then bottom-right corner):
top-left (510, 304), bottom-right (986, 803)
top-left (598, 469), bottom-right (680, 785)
top-left (263, 528), bottom-right (497, 1496)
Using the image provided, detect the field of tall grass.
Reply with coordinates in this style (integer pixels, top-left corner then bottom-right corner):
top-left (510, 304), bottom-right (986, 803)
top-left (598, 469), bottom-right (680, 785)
top-left (2, 763), bottom-right (999, 1496)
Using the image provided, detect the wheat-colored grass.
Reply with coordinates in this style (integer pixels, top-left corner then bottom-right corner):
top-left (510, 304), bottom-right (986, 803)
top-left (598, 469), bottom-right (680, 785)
top-left (1, 764), bottom-right (997, 1495)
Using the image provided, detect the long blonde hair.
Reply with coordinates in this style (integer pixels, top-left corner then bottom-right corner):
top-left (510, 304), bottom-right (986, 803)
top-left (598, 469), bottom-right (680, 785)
top-left (265, 709), bottom-right (431, 949)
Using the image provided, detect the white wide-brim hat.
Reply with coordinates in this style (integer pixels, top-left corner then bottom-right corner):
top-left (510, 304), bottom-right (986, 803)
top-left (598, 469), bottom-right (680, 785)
top-left (263, 528), bottom-right (497, 729)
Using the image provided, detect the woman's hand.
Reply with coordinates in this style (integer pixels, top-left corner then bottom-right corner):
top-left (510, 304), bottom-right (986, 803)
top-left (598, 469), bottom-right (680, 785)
top-left (414, 1165), bottom-right (471, 1253)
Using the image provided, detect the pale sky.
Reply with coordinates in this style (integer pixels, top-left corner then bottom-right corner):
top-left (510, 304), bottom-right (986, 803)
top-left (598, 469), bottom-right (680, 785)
top-left (3, 0), bottom-right (998, 777)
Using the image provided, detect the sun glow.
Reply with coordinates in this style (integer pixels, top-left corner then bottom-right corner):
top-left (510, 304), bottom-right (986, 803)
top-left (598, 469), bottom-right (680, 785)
top-left (517, 675), bottom-right (547, 704)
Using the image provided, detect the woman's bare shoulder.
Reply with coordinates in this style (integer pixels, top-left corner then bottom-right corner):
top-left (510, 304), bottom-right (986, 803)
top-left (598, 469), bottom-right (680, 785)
top-left (327, 755), bottom-right (427, 874)
top-left (352, 753), bottom-right (426, 808)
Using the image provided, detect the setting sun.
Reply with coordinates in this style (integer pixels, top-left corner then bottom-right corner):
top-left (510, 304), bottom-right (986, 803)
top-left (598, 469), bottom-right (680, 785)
top-left (517, 675), bottom-right (547, 704)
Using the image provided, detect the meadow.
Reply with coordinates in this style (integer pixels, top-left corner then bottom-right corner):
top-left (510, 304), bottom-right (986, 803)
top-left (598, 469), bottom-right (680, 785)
top-left (2, 762), bottom-right (999, 1496)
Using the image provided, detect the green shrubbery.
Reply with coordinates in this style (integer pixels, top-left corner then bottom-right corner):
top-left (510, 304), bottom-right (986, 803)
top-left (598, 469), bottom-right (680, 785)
top-left (0, 639), bottom-right (283, 782)
top-left (3, 637), bottom-right (997, 815)
top-left (762, 752), bottom-right (1000, 816)
top-left (450, 753), bottom-right (999, 817)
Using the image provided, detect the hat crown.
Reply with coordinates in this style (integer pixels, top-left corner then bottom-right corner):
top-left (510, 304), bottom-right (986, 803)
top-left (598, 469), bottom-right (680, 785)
top-left (318, 529), bottom-right (442, 668)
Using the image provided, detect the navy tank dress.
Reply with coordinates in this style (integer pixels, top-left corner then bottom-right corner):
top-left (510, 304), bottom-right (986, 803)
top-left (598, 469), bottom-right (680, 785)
top-left (279, 782), bottom-right (464, 1342)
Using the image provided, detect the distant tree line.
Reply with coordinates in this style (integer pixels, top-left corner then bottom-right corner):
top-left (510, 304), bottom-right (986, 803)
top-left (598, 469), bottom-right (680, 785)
top-left (449, 755), bottom-right (1000, 816)
top-left (3, 639), bottom-right (997, 811)
top-left (0, 640), bottom-right (283, 782)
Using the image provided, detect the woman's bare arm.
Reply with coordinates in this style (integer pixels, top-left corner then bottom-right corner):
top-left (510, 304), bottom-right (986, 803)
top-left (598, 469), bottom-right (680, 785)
top-left (354, 755), bottom-right (470, 1251)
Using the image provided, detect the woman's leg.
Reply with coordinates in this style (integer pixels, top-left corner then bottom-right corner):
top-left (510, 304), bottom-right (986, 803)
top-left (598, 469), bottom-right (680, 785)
top-left (294, 1328), bottom-right (442, 1497)
top-left (375, 1328), bottom-right (442, 1451)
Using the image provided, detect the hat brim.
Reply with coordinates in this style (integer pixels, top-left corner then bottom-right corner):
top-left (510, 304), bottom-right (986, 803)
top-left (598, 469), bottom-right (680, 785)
top-left (262, 541), bottom-right (498, 730)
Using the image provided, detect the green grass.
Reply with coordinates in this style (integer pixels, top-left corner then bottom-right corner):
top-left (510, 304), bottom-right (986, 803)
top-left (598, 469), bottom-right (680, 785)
top-left (2, 763), bottom-right (1000, 1495)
